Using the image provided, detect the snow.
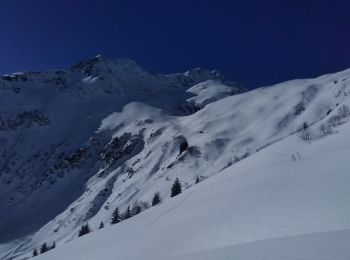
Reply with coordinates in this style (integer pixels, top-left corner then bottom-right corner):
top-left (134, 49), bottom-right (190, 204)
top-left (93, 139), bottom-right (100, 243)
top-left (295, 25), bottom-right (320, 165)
top-left (1, 56), bottom-right (350, 259)
top-left (186, 80), bottom-right (241, 107)
top-left (0, 56), bottom-right (242, 259)
top-left (33, 116), bottom-right (350, 260)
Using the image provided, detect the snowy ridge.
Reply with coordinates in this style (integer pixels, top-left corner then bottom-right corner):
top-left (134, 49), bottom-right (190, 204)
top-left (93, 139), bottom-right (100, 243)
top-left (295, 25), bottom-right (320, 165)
top-left (1, 58), bottom-right (350, 259)
top-left (0, 56), bottom-right (242, 260)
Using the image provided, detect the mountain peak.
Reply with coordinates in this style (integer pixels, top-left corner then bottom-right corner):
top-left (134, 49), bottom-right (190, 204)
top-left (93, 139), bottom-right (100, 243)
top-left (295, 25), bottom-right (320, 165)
top-left (70, 54), bottom-right (111, 74)
top-left (70, 55), bottom-right (147, 77)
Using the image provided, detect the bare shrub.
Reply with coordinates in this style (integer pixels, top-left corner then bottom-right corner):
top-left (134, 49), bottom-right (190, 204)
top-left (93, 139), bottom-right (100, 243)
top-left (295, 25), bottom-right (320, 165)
top-left (319, 124), bottom-right (332, 136)
top-left (327, 105), bottom-right (349, 128)
top-left (338, 105), bottom-right (350, 118)
top-left (297, 122), bottom-right (311, 141)
top-left (327, 115), bottom-right (342, 128)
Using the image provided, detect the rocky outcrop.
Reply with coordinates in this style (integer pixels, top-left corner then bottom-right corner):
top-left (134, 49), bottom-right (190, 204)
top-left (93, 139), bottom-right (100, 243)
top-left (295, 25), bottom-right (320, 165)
top-left (0, 110), bottom-right (50, 131)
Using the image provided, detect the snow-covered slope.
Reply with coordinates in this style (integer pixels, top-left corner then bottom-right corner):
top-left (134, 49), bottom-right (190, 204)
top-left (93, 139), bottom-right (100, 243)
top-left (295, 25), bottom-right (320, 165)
top-left (1, 56), bottom-right (350, 259)
top-left (34, 105), bottom-right (350, 260)
top-left (0, 55), bottom-right (243, 260)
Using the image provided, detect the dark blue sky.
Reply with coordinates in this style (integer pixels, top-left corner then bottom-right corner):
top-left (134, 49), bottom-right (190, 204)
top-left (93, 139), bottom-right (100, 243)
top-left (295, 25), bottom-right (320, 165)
top-left (0, 0), bottom-right (349, 88)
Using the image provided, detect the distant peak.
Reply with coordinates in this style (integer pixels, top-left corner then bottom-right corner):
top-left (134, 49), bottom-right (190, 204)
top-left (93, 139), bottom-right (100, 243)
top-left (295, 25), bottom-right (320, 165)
top-left (70, 55), bottom-right (144, 76)
top-left (182, 67), bottom-right (223, 82)
top-left (71, 55), bottom-right (109, 71)
top-left (69, 55), bottom-right (226, 84)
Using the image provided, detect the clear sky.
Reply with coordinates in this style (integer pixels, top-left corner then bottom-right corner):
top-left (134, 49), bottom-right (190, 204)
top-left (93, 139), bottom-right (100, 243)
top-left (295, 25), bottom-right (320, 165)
top-left (0, 0), bottom-right (349, 88)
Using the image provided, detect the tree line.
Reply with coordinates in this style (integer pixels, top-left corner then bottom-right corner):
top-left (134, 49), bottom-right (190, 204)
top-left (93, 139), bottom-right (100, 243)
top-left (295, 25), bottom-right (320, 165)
top-left (32, 241), bottom-right (55, 256)
top-left (78, 178), bottom-right (183, 236)
top-left (32, 177), bottom-right (188, 257)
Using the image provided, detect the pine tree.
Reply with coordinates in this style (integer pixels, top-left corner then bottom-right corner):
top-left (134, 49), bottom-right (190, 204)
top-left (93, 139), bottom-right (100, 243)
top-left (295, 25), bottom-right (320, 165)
top-left (171, 178), bottom-right (182, 197)
top-left (99, 221), bottom-right (104, 229)
top-left (195, 175), bottom-right (200, 184)
top-left (111, 207), bottom-right (121, 224)
top-left (33, 249), bottom-right (38, 257)
top-left (51, 241), bottom-right (56, 249)
top-left (78, 224), bottom-right (90, 237)
top-left (152, 192), bottom-right (161, 206)
top-left (123, 205), bottom-right (132, 219)
top-left (78, 225), bottom-right (85, 237)
top-left (40, 243), bottom-right (48, 254)
top-left (132, 201), bottom-right (142, 216)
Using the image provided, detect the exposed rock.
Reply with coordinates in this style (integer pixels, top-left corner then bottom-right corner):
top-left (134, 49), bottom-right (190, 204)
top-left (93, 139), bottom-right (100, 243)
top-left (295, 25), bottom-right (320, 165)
top-left (174, 135), bottom-right (189, 155)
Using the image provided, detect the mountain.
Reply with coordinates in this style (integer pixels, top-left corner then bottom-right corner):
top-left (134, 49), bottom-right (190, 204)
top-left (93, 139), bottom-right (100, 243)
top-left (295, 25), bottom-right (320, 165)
top-left (35, 103), bottom-right (350, 260)
top-left (0, 56), bottom-right (243, 260)
top-left (1, 56), bottom-right (350, 260)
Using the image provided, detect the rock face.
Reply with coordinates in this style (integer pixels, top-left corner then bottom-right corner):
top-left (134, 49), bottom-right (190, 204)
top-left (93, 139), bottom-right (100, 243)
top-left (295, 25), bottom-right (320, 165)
top-left (175, 135), bottom-right (189, 154)
top-left (0, 55), bottom-right (244, 259)
top-left (0, 110), bottom-right (50, 131)
top-left (98, 132), bottom-right (145, 169)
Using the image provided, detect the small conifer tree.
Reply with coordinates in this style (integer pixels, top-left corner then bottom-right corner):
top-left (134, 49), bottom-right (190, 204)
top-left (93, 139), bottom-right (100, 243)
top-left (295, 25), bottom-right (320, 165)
top-left (111, 207), bottom-right (121, 224)
top-left (132, 201), bottom-right (142, 216)
top-left (152, 192), bottom-right (161, 206)
top-left (195, 175), bottom-right (200, 184)
top-left (123, 205), bottom-right (132, 219)
top-left (40, 243), bottom-right (48, 254)
top-left (78, 224), bottom-right (90, 237)
top-left (99, 221), bottom-right (104, 229)
top-left (171, 178), bottom-right (182, 197)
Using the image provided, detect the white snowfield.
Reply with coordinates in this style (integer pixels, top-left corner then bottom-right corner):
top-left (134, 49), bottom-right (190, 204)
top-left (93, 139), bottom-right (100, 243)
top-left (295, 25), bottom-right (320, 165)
top-left (35, 119), bottom-right (350, 260)
top-left (1, 56), bottom-right (350, 259)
